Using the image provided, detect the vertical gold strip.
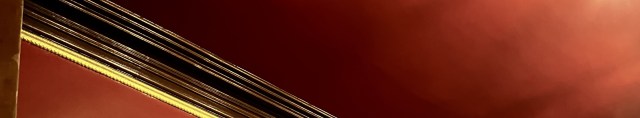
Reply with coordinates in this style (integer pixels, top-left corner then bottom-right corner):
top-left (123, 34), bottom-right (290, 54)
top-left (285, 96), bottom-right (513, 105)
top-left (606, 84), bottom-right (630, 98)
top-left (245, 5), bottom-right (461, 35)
top-left (0, 0), bottom-right (22, 118)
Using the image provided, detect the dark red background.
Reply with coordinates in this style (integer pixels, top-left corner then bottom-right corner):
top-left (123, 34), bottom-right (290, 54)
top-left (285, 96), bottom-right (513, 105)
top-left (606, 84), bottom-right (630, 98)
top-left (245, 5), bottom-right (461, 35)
top-left (108, 0), bottom-right (640, 117)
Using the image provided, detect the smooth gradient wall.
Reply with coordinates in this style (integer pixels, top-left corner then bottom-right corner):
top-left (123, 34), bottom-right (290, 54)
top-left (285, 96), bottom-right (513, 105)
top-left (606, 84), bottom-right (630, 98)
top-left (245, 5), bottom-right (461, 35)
top-left (113, 0), bottom-right (640, 117)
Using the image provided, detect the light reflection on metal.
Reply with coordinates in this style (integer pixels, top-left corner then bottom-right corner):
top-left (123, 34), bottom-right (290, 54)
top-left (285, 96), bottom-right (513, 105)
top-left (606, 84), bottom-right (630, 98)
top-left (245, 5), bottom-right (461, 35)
top-left (21, 0), bottom-right (333, 117)
top-left (20, 30), bottom-right (218, 118)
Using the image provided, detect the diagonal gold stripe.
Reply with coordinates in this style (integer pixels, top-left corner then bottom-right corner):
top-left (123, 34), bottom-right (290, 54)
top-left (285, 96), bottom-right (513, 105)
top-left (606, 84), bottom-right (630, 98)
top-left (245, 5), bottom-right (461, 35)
top-left (20, 30), bottom-right (217, 118)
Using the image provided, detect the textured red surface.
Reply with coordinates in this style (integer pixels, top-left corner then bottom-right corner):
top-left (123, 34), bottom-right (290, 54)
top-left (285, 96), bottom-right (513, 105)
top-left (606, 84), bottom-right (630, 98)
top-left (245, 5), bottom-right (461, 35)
top-left (17, 42), bottom-right (193, 118)
top-left (113, 0), bottom-right (640, 117)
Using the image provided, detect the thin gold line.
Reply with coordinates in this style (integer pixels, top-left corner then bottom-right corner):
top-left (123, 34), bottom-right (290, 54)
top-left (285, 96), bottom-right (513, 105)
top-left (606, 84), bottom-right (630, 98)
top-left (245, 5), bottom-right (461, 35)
top-left (98, 1), bottom-right (333, 116)
top-left (62, 1), bottom-right (305, 116)
top-left (20, 30), bottom-right (217, 118)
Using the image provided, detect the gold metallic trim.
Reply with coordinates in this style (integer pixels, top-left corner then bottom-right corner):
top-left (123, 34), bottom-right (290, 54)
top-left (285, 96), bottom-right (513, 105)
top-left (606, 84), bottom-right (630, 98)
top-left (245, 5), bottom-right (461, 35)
top-left (21, 2), bottom-right (259, 116)
top-left (20, 30), bottom-right (217, 118)
top-left (97, 1), bottom-right (333, 117)
top-left (21, 0), bottom-right (334, 117)
top-left (61, 1), bottom-right (306, 117)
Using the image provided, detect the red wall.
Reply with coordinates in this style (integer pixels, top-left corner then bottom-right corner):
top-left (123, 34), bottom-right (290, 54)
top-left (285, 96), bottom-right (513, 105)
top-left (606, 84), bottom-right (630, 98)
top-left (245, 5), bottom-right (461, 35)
top-left (112, 0), bottom-right (640, 117)
top-left (18, 42), bottom-right (193, 118)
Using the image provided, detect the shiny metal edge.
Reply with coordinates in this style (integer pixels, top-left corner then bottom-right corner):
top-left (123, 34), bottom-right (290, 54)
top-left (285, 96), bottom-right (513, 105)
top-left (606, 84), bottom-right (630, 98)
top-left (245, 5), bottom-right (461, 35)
top-left (96, 0), bottom-right (334, 117)
top-left (22, 2), bottom-right (269, 117)
top-left (24, 0), bottom-right (334, 117)
top-left (21, 17), bottom-right (235, 117)
top-left (58, 1), bottom-right (308, 117)
top-left (20, 30), bottom-right (219, 118)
